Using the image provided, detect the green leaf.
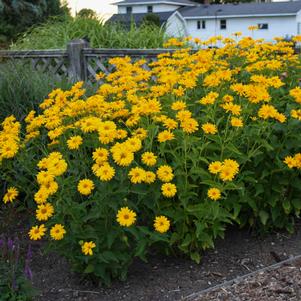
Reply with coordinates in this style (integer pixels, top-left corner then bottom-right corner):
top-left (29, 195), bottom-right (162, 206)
top-left (190, 252), bottom-right (201, 264)
top-left (282, 199), bottom-right (291, 214)
top-left (84, 264), bottom-right (94, 274)
top-left (259, 210), bottom-right (269, 225)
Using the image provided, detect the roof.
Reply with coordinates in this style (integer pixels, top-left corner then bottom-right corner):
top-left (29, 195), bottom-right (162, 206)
top-left (113, 0), bottom-right (196, 6)
top-left (107, 11), bottom-right (174, 25)
top-left (179, 1), bottom-right (301, 18)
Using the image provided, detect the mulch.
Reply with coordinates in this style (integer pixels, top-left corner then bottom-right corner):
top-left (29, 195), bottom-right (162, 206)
top-left (193, 256), bottom-right (301, 301)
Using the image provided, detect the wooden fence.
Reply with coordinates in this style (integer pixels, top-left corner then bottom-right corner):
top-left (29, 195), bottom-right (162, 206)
top-left (0, 39), bottom-right (175, 83)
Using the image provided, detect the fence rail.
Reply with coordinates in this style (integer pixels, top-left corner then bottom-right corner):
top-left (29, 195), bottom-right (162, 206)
top-left (0, 39), bottom-right (176, 83)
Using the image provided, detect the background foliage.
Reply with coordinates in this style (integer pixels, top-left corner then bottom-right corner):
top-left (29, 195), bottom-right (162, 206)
top-left (11, 17), bottom-right (167, 50)
top-left (0, 0), bottom-right (70, 46)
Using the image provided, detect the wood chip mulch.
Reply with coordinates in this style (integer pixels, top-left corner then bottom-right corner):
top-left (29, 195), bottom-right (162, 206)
top-left (194, 257), bottom-right (301, 301)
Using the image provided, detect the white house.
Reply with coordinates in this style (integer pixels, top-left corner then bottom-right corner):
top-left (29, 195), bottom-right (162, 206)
top-left (108, 0), bottom-right (301, 41)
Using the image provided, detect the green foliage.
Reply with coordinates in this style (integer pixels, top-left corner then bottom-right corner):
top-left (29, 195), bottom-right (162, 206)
top-left (77, 8), bottom-right (98, 19)
top-left (1, 37), bottom-right (301, 285)
top-left (11, 17), bottom-right (167, 50)
top-left (142, 13), bottom-right (161, 27)
top-left (0, 0), bottom-right (70, 43)
top-left (0, 61), bottom-right (72, 121)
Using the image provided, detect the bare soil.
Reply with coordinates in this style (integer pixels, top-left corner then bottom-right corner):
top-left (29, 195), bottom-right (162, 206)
top-left (27, 223), bottom-right (301, 301)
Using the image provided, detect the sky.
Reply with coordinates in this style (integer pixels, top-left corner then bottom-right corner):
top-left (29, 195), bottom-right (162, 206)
top-left (67, 0), bottom-right (117, 19)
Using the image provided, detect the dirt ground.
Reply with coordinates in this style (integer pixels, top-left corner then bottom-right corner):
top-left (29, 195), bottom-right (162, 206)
top-left (26, 222), bottom-right (301, 301)
top-left (196, 257), bottom-right (301, 301)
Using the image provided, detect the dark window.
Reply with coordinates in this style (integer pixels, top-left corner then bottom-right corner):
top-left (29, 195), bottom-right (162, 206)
top-left (126, 6), bottom-right (132, 14)
top-left (147, 5), bottom-right (153, 13)
top-left (220, 19), bottom-right (227, 29)
top-left (258, 23), bottom-right (268, 29)
top-left (197, 20), bottom-right (206, 29)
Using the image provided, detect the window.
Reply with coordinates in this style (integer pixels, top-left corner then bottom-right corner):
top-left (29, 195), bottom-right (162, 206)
top-left (197, 20), bottom-right (206, 29)
top-left (257, 23), bottom-right (268, 30)
top-left (126, 6), bottom-right (132, 14)
top-left (220, 19), bottom-right (227, 30)
top-left (147, 5), bottom-right (153, 13)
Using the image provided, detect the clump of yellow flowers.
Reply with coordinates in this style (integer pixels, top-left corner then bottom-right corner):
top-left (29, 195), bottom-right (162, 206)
top-left (1, 34), bottom-right (301, 284)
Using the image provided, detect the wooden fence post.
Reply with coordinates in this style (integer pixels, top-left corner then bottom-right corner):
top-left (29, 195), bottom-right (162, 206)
top-left (67, 39), bottom-right (89, 82)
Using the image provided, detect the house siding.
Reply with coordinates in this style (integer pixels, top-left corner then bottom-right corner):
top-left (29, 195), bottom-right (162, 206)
top-left (166, 13), bottom-right (187, 36)
top-left (297, 10), bottom-right (301, 34)
top-left (186, 15), bottom-right (297, 41)
top-left (118, 3), bottom-right (181, 14)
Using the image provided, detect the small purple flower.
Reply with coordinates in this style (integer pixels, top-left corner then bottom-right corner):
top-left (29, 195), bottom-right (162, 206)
top-left (24, 264), bottom-right (33, 280)
top-left (26, 245), bottom-right (32, 261)
top-left (7, 238), bottom-right (14, 251)
top-left (24, 245), bottom-right (33, 280)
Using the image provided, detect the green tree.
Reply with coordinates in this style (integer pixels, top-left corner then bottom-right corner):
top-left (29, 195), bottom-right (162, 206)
top-left (0, 0), bottom-right (70, 44)
top-left (141, 13), bottom-right (161, 27)
top-left (77, 8), bottom-right (98, 19)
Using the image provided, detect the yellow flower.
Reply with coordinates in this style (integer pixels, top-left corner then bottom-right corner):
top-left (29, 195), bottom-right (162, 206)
top-left (81, 241), bottom-right (96, 256)
top-left (116, 207), bottom-right (137, 227)
top-left (163, 118), bottom-right (178, 130)
top-left (291, 109), bottom-right (301, 121)
top-left (34, 187), bottom-right (50, 204)
top-left (223, 159), bottom-right (240, 175)
top-left (294, 153), bottom-right (301, 169)
top-left (36, 203), bottom-right (54, 221)
top-left (77, 179), bottom-right (94, 195)
top-left (231, 117), bottom-right (243, 127)
top-left (223, 95), bottom-right (234, 102)
top-left (67, 135), bottom-right (83, 150)
top-left (133, 128), bottom-right (148, 140)
top-left (125, 137), bottom-right (142, 152)
top-left (50, 224), bottom-right (66, 240)
top-left (29, 224), bottom-right (46, 240)
top-left (95, 163), bottom-right (115, 181)
top-left (158, 130), bottom-right (174, 143)
top-left (199, 92), bottom-right (219, 105)
top-left (47, 159), bottom-right (68, 177)
top-left (219, 166), bottom-right (235, 181)
top-left (161, 183), bottom-right (177, 198)
top-left (144, 171), bottom-right (156, 184)
top-left (129, 167), bottom-right (146, 184)
top-left (157, 165), bottom-right (174, 182)
top-left (3, 187), bottom-right (18, 204)
top-left (36, 171), bottom-right (55, 185)
top-left (284, 156), bottom-right (296, 168)
top-left (171, 101), bottom-right (186, 111)
top-left (112, 145), bottom-right (134, 167)
top-left (141, 152), bottom-right (157, 166)
top-left (208, 161), bottom-right (223, 174)
top-left (207, 188), bottom-right (221, 201)
top-left (176, 110), bottom-right (192, 122)
top-left (202, 123), bottom-right (217, 135)
top-left (40, 180), bottom-right (58, 196)
top-left (92, 148), bottom-right (109, 164)
top-left (154, 216), bottom-right (170, 233)
top-left (258, 104), bottom-right (277, 119)
top-left (181, 118), bottom-right (199, 134)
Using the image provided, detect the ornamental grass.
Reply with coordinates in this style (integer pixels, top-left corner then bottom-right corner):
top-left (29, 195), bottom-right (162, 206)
top-left (1, 34), bottom-right (301, 285)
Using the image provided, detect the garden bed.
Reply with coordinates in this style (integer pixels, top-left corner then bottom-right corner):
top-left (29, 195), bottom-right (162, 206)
top-left (194, 255), bottom-right (301, 301)
top-left (29, 222), bottom-right (301, 301)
